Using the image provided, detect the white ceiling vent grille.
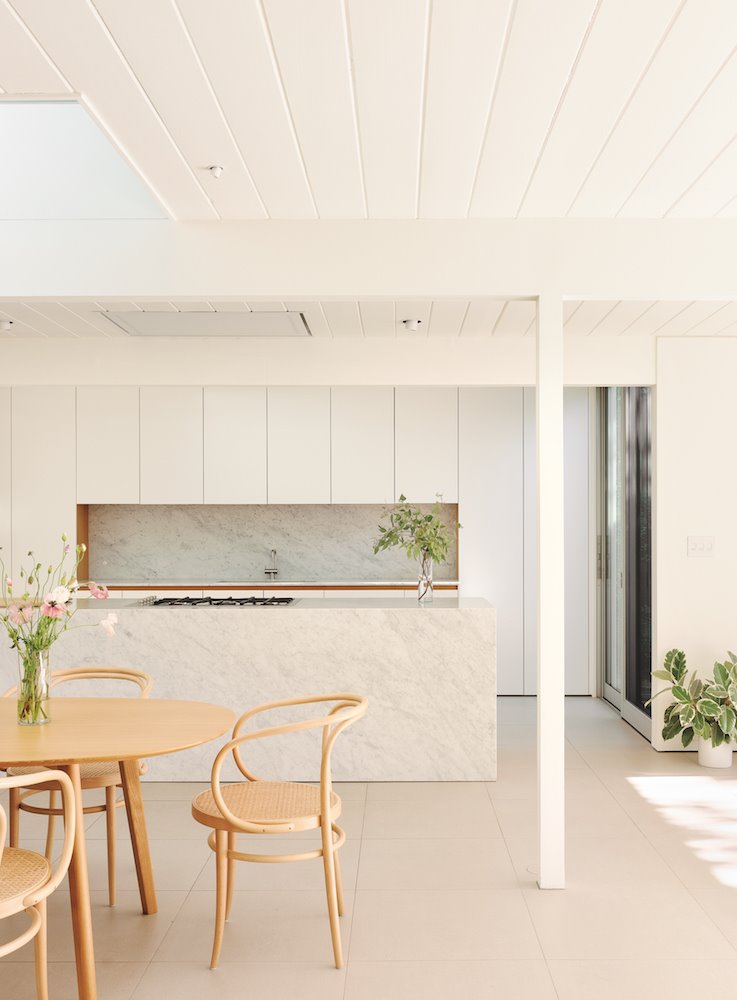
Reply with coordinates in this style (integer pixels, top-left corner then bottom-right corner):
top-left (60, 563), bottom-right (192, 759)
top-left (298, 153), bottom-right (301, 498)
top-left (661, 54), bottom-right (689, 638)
top-left (99, 310), bottom-right (311, 337)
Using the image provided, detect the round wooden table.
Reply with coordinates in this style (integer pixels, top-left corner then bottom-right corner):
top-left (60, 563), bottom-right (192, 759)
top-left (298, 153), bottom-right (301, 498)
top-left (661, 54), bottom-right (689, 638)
top-left (0, 698), bottom-right (235, 1000)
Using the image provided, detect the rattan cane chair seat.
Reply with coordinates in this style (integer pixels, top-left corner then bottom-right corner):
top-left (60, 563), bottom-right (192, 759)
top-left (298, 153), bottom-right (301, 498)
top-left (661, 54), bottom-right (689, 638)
top-left (0, 847), bottom-right (51, 907)
top-left (193, 780), bottom-right (341, 832)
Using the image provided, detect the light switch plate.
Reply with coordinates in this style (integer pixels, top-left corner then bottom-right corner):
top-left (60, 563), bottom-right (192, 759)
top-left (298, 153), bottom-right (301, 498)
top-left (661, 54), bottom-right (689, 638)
top-left (687, 535), bottom-right (715, 557)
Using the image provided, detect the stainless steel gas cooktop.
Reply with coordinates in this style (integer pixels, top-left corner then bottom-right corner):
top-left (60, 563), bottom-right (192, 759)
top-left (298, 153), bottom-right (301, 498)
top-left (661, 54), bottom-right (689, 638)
top-left (143, 596), bottom-right (295, 607)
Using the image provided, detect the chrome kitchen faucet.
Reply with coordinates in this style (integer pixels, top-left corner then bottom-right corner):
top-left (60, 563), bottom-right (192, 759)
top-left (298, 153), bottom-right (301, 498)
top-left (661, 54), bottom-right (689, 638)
top-left (265, 548), bottom-right (278, 578)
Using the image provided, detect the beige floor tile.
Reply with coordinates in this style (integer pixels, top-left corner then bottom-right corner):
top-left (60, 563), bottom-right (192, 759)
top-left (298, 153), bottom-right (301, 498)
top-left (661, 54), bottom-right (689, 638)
top-left (59, 837), bottom-right (211, 893)
top-left (362, 795), bottom-right (502, 839)
top-left (0, 890), bottom-right (187, 964)
top-left (344, 960), bottom-right (558, 1000)
top-left (548, 959), bottom-right (737, 1000)
top-left (523, 883), bottom-right (736, 960)
top-left (366, 781), bottom-right (490, 803)
top-left (357, 838), bottom-right (518, 890)
top-left (132, 961), bottom-right (346, 999)
top-left (153, 890), bottom-right (353, 964)
top-left (690, 887), bottom-right (737, 947)
top-left (508, 833), bottom-right (683, 888)
top-left (2, 962), bottom-right (147, 1000)
top-left (487, 764), bottom-right (605, 802)
top-left (193, 837), bottom-right (360, 892)
top-left (349, 889), bottom-right (542, 961)
top-left (141, 781), bottom-right (209, 801)
top-left (576, 745), bottom-right (701, 774)
top-left (497, 743), bottom-right (589, 770)
top-left (493, 787), bottom-right (640, 839)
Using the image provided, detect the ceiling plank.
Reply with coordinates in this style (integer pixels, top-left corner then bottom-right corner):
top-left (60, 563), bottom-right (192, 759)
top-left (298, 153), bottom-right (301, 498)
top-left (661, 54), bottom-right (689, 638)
top-left (571, 0), bottom-right (737, 217)
top-left (645, 301), bottom-right (727, 336)
top-left (347, 0), bottom-right (427, 218)
top-left (10, 0), bottom-right (215, 220)
top-left (247, 302), bottom-right (286, 312)
top-left (61, 301), bottom-right (127, 338)
top-left (208, 301), bottom-right (250, 312)
top-left (29, 302), bottom-right (105, 338)
top-left (427, 300), bottom-right (469, 337)
top-left (420, 0), bottom-right (513, 217)
top-left (133, 301), bottom-right (176, 312)
top-left (676, 300), bottom-right (737, 336)
top-left (0, 305), bottom-right (45, 339)
top-left (469, 0), bottom-right (599, 217)
top-left (321, 301), bottom-right (364, 338)
top-left (287, 302), bottom-right (332, 338)
top-left (460, 299), bottom-right (506, 336)
top-left (93, 0), bottom-right (265, 219)
top-left (670, 135), bottom-right (737, 217)
top-left (493, 299), bottom-right (536, 336)
top-left (621, 53), bottom-right (737, 218)
top-left (0, 2), bottom-right (71, 93)
top-left (0, 301), bottom-right (71, 337)
top-left (620, 301), bottom-right (689, 336)
top-left (171, 301), bottom-right (214, 312)
top-left (177, 0), bottom-right (316, 219)
top-left (520, 0), bottom-right (681, 217)
top-left (359, 301), bottom-right (395, 337)
top-left (263, 0), bottom-right (365, 218)
top-left (589, 301), bottom-right (653, 335)
top-left (563, 300), bottom-right (618, 336)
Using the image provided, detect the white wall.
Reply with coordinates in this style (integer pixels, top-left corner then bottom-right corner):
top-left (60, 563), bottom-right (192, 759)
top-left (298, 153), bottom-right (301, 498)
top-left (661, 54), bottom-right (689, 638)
top-left (0, 387), bottom-right (10, 574)
top-left (653, 338), bottom-right (737, 748)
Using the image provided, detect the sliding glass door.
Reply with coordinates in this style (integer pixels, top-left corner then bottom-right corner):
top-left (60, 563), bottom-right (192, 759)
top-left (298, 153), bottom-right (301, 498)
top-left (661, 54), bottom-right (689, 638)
top-left (600, 387), bottom-right (652, 738)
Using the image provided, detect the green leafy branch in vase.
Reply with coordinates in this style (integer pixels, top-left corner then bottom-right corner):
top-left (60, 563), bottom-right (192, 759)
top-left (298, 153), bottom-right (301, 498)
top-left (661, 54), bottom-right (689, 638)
top-left (648, 648), bottom-right (737, 748)
top-left (373, 495), bottom-right (457, 601)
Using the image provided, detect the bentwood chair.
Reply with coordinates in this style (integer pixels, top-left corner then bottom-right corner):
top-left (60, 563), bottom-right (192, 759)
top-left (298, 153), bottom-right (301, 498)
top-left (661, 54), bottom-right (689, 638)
top-left (0, 769), bottom-right (75, 1000)
top-left (192, 693), bottom-right (367, 970)
top-left (3, 666), bottom-right (152, 906)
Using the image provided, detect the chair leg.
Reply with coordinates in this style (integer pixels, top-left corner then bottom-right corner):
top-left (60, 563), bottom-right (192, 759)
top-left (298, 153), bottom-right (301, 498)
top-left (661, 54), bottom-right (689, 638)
top-left (225, 831), bottom-right (236, 921)
top-left (105, 787), bottom-right (117, 907)
top-left (44, 791), bottom-right (57, 861)
top-left (210, 830), bottom-right (227, 970)
top-left (321, 821), bottom-right (343, 968)
top-left (334, 842), bottom-right (345, 917)
top-left (9, 786), bottom-right (20, 847)
top-left (33, 899), bottom-right (48, 1000)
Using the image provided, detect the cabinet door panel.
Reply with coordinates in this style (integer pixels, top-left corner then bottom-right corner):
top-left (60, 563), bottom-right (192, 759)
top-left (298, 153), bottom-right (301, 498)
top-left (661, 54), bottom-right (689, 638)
top-left (140, 387), bottom-right (203, 504)
top-left (394, 388), bottom-right (458, 502)
top-left (12, 387), bottom-right (76, 572)
top-left (0, 388), bottom-right (10, 570)
top-left (204, 387), bottom-right (267, 503)
top-left (331, 387), bottom-right (394, 503)
top-left (459, 388), bottom-right (524, 695)
top-left (267, 388), bottom-right (330, 503)
top-left (77, 386), bottom-right (139, 503)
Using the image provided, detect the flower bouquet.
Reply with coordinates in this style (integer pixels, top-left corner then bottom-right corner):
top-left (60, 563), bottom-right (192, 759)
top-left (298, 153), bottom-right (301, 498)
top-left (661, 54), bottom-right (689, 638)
top-left (0, 534), bottom-right (116, 725)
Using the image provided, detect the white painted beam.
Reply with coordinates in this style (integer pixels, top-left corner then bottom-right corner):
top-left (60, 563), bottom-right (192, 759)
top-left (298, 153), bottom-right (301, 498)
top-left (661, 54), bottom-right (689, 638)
top-left (536, 293), bottom-right (566, 889)
top-left (2, 219), bottom-right (737, 300)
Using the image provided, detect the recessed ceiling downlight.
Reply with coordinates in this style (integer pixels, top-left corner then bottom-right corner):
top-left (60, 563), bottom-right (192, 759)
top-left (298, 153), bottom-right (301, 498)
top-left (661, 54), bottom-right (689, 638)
top-left (99, 311), bottom-right (312, 338)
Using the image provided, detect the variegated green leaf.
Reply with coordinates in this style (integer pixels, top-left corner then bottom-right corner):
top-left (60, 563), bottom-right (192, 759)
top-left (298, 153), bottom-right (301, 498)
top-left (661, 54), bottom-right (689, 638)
top-left (697, 698), bottom-right (720, 718)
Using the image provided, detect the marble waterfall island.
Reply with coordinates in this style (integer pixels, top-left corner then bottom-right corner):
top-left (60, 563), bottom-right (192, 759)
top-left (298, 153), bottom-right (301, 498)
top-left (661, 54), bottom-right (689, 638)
top-left (0, 598), bottom-right (496, 782)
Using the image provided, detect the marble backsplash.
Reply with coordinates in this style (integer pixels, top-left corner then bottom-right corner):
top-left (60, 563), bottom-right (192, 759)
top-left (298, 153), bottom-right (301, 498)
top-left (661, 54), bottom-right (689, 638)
top-left (88, 503), bottom-right (459, 583)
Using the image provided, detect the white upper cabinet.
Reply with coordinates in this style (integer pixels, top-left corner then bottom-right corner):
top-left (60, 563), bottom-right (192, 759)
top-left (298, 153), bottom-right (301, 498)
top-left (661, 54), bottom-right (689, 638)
top-left (204, 387), bottom-right (267, 503)
top-left (267, 387), bottom-right (330, 503)
top-left (0, 388), bottom-right (10, 570)
top-left (11, 387), bottom-right (77, 572)
top-left (331, 387), bottom-right (394, 503)
top-left (140, 387), bottom-right (203, 504)
top-left (77, 386), bottom-right (140, 503)
top-left (394, 388), bottom-right (458, 502)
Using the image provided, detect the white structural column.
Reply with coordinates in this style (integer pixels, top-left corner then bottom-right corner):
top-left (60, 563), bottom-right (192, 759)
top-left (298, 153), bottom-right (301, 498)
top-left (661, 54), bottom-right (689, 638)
top-left (536, 293), bottom-right (566, 889)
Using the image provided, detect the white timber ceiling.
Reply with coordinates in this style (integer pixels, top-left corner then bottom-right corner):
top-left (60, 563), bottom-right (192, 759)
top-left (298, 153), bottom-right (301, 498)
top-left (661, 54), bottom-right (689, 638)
top-left (2, 0), bottom-right (737, 221)
top-left (4, 299), bottom-right (737, 339)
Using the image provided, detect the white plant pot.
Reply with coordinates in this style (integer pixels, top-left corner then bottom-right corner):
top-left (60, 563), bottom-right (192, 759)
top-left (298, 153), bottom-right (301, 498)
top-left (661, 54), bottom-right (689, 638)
top-left (697, 738), bottom-right (733, 768)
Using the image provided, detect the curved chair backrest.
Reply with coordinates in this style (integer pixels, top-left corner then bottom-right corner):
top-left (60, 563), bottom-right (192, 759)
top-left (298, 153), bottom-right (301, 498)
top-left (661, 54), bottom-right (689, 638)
top-left (3, 666), bottom-right (152, 699)
top-left (0, 769), bottom-right (76, 919)
top-left (210, 693), bottom-right (367, 835)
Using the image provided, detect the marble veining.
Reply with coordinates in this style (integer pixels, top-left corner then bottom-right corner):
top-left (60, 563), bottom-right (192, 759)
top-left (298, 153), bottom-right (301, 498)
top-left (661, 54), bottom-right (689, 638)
top-left (88, 504), bottom-right (458, 584)
top-left (0, 602), bottom-right (495, 782)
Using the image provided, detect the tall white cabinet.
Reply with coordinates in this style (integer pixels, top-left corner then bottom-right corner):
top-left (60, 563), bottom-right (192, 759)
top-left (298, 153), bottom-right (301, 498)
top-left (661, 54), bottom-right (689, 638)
top-left (204, 387), bottom-right (267, 503)
top-left (140, 387), bottom-right (204, 504)
top-left (331, 387), bottom-right (394, 503)
top-left (0, 388), bottom-right (11, 570)
top-left (395, 388), bottom-right (458, 502)
top-left (459, 388), bottom-right (525, 695)
top-left (11, 387), bottom-right (77, 572)
top-left (77, 386), bottom-right (140, 503)
top-left (267, 388), bottom-right (331, 503)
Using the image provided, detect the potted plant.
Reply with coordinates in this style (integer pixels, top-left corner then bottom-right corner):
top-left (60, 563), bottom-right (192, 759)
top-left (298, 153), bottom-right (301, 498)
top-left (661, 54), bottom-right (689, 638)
top-left (373, 494), bottom-right (454, 604)
top-left (0, 535), bottom-right (116, 725)
top-left (650, 648), bottom-right (737, 767)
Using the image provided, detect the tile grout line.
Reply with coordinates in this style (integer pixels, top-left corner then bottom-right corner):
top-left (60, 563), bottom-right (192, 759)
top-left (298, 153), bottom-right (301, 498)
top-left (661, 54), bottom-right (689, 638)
top-left (341, 783), bottom-right (368, 997)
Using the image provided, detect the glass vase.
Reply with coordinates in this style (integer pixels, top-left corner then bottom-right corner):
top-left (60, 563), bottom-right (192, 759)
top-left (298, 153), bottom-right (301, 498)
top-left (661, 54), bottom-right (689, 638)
top-left (418, 555), bottom-right (433, 604)
top-left (17, 648), bottom-right (51, 725)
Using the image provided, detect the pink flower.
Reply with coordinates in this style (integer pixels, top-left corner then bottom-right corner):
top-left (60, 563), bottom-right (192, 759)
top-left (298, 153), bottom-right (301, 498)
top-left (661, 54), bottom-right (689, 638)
top-left (99, 612), bottom-right (117, 638)
top-left (41, 601), bottom-right (67, 619)
top-left (6, 577), bottom-right (12, 589)
top-left (21, 604), bottom-right (33, 623)
top-left (88, 582), bottom-right (110, 600)
top-left (7, 604), bottom-right (22, 625)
